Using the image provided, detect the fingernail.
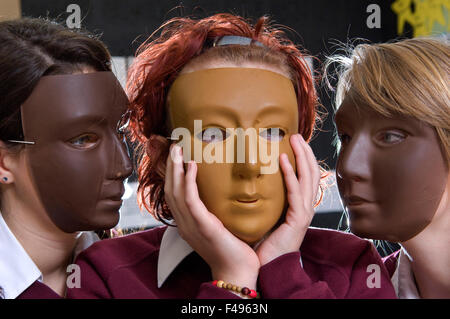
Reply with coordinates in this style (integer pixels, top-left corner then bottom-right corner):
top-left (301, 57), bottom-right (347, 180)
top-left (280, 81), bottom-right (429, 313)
top-left (179, 147), bottom-right (185, 162)
top-left (171, 145), bottom-right (181, 163)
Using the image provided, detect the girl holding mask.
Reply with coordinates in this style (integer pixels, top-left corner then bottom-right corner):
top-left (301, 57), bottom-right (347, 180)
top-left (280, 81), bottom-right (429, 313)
top-left (69, 14), bottom-right (395, 299)
top-left (331, 37), bottom-right (449, 298)
top-left (0, 18), bottom-right (132, 298)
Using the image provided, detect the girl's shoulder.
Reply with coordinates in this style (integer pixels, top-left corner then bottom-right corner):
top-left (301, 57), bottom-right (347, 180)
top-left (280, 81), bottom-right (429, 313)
top-left (304, 226), bottom-right (370, 247)
top-left (74, 225), bottom-right (167, 267)
top-left (302, 227), bottom-right (379, 266)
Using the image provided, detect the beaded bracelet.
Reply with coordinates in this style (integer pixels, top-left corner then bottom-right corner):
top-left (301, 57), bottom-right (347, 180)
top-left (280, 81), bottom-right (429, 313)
top-left (212, 280), bottom-right (260, 299)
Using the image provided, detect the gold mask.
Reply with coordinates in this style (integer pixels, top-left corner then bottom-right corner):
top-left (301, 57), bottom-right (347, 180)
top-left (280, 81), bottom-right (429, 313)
top-left (168, 68), bottom-right (298, 244)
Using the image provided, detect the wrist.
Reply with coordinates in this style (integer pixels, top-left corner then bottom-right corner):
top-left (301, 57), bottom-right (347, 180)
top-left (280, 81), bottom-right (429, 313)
top-left (212, 268), bottom-right (258, 290)
top-left (212, 273), bottom-right (258, 291)
top-left (259, 249), bottom-right (298, 266)
top-left (211, 280), bottom-right (260, 299)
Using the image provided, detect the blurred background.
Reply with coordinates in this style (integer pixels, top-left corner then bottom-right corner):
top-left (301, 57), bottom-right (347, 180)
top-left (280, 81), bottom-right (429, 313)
top-left (1, 0), bottom-right (448, 255)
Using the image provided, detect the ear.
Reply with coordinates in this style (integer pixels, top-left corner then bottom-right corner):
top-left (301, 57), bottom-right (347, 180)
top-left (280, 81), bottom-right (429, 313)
top-left (0, 141), bottom-right (17, 184)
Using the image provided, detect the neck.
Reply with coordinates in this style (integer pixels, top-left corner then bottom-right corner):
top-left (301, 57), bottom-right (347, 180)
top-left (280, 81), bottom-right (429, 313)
top-left (400, 189), bottom-right (450, 298)
top-left (1, 192), bottom-right (78, 296)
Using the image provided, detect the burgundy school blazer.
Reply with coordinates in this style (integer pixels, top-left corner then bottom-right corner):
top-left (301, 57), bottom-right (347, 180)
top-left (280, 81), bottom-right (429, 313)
top-left (17, 281), bottom-right (61, 299)
top-left (67, 226), bottom-right (397, 299)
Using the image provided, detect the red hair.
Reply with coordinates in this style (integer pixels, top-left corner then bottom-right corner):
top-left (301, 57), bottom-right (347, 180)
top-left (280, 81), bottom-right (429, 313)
top-left (127, 13), bottom-right (318, 222)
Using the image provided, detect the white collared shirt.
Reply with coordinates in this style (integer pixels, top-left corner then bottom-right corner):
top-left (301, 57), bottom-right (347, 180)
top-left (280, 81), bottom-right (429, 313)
top-left (0, 213), bottom-right (99, 299)
top-left (157, 226), bottom-right (194, 288)
top-left (391, 248), bottom-right (420, 299)
top-left (157, 226), bottom-right (303, 288)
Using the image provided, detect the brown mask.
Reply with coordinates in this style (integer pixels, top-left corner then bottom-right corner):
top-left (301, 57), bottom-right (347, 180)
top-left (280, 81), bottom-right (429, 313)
top-left (168, 68), bottom-right (298, 244)
top-left (20, 72), bottom-right (133, 233)
top-left (335, 97), bottom-right (448, 242)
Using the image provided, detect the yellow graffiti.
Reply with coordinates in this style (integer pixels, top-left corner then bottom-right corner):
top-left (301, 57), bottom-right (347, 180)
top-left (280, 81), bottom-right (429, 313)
top-left (392, 0), bottom-right (450, 37)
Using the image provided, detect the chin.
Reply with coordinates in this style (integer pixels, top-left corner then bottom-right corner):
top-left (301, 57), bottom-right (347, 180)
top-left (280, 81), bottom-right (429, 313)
top-left (348, 219), bottom-right (379, 240)
top-left (238, 235), bottom-right (262, 246)
top-left (227, 226), bottom-right (263, 245)
top-left (349, 223), bottom-right (395, 242)
top-left (88, 211), bottom-right (121, 231)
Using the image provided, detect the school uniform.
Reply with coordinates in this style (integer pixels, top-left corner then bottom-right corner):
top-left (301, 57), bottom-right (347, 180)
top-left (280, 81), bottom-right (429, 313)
top-left (68, 225), bottom-right (397, 299)
top-left (383, 249), bottom-right (421, 298)
top-left (0, 213), bottom-right (99, 299)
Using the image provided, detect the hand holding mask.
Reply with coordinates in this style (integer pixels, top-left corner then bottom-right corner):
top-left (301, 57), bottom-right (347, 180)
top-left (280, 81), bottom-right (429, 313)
top-left (164, 64), bottom-right (322, 289)
top-left (165, 133), bottom-right (321, 291)
top-left (164, 144), bottom-right (260, 290)
top-left (255, 134), bottom-right (321, 266)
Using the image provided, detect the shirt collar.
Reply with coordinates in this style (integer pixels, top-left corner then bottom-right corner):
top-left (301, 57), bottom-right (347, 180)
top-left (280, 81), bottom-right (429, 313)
top-left (0, 212), bottom-right (99, 299)
top-left (157, 226), bottom-right (194, 288)
top-left (0, 213), bottom-right (42, 299)
top-left (391, 248), bottom-right (420, 299)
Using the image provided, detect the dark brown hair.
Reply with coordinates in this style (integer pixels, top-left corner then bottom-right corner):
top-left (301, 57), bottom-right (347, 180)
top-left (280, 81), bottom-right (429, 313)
top-left (0, 17), bottom-right (112, 145)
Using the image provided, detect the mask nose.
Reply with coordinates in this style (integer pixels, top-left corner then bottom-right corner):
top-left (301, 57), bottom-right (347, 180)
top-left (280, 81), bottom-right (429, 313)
top-left (232, 132), bottom-right (262, 179)
top-left (336, 134), bottom-right (371, 183)
top-left (108, 134), bottom-right (133, 180)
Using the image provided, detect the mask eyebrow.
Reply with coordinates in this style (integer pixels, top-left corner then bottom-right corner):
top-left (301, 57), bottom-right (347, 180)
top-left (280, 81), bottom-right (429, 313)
top-left (190, 104), bottom-right (293, 120)
top-left (64, 114), bottom-right (109, 130)
top-left (256, 104), bottom-right (294, 117)
top-left (80, 114), bottom-right (108, 123)
top-left (186, 104), bottom-right (239, 122)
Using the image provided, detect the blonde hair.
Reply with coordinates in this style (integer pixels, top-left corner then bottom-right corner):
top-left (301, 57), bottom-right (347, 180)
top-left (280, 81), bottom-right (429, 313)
top-left (326, 37), bottom-right (450, 162)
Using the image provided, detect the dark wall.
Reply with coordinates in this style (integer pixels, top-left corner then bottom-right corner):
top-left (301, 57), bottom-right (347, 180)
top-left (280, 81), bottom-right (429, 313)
top-left (21, 0), bottom-right (407, 170)
top-left (21, 0), bottom-right (403, 56)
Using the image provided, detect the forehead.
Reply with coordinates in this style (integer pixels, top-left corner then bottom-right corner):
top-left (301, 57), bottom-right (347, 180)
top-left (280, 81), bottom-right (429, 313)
top-left (21, 72), bottom-right (127, 127)
top-left (335, 95), bottom-right (395, 127)
top-left (168, 68), bottom-right (298, 121)
top-left (336, 97), bottom-right (368, 121)
top-left (335, 96), bottom-right (442, 142)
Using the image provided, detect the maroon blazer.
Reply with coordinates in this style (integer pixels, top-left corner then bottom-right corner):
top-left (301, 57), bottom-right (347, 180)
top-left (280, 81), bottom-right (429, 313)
top-left (67, 226), bottom-right (397, 299)
top-left (16, 281), bottom-right (61, 299)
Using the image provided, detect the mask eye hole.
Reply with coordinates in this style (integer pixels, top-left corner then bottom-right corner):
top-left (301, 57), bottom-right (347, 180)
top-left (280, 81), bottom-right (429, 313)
top-left (68, 133), bottom-right (99, 149)
top-left (259, 128), bottom-right (285, 141)
top-left (374, 130), bottom-right (407, 146)
top-left (337, 132), bottom-right (351, 145)
top-left (197, 127), bottom-right (229, 143)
